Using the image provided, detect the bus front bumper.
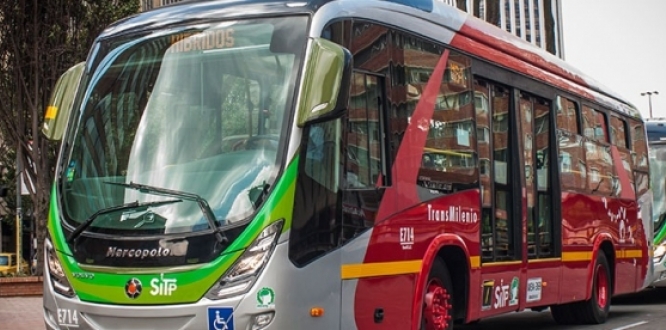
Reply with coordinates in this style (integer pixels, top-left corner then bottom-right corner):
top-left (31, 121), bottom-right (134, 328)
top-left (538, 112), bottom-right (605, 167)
top-left (42, 241), bottom-right (342, 330)
top-left (43, 284), bottom-right (253, 330)
top-left (652, 256), bottom-right (666, 287)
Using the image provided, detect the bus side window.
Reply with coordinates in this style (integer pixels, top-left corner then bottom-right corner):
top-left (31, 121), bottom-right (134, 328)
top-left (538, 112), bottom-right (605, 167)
top-left (476, 79), bottom-right (493, 261)
top-left (410, 45), bottom-right (478, 197)
top-left (344, 72), bottom-right (383, 188)
top-left (630, 120), bottom-right (649, 196)
top-left (556, 96), bottom-right (586, 192)
top-left (335, 21), bottom-right (392, 241)
top-left (610, 116), bottom-right (634, 197)
top-left (556, 96), bottom-right (579, 134)
top-left (611, 116), bottom-right (629, 149)
top-left (581, 106), bottom-right (613, 196)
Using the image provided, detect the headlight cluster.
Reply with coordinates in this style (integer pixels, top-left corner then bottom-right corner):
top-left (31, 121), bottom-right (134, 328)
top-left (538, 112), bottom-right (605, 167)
top-left (206, 220), bottom-right (283, 300)
top-left (654, 244), bottom-right (666, 263)
top-left (45, 238), bottom-right (75, 297)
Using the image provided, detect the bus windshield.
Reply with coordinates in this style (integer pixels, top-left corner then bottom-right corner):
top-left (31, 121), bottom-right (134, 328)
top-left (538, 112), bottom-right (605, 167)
top-left (647, 121), bottom-right (666, 142)
top-left (61, 17), bottom-right (307, 236)
top-left (650, 142), bottom-right (666, 234)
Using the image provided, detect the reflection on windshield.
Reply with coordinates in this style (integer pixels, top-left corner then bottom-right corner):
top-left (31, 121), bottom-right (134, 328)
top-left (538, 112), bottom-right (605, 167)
top-left (61, 17), bottom-right (307, 235)
top-left (0, 256), bottom-right (8, 266)
top-left (650, 144), bottom-right (666, 232)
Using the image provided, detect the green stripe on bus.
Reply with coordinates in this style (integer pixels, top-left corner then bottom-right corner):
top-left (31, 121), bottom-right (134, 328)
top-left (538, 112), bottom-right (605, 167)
top-left (47, 156), bottom-right (299, 304)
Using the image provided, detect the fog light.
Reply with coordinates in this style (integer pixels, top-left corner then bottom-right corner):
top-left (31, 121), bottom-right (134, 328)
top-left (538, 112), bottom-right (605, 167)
top-left (251, 312), bottom-right (275, 330)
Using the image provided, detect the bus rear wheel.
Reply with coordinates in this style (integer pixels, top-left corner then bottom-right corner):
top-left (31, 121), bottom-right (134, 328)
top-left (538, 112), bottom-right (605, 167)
top-left (551, 252), bottom-right (611, 324)
top-left (421, 258), bottom-right (454, 330)
top-left (580, 252), bottom-right (611, 323)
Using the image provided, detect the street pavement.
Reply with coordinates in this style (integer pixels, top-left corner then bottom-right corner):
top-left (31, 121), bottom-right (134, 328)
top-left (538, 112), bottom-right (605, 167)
top-left (3, 288), bottom-right (666, 330)
top-left (0, 296), bottom-right (43, 330)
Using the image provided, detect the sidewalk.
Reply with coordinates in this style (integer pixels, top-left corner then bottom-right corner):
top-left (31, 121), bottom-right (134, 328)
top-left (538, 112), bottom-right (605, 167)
top-left (0, 296), bottom-right (44, 330)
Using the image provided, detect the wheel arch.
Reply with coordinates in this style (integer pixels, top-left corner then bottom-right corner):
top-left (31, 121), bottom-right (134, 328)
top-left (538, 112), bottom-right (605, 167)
top-left (411, 233), bottom-right (472, 330)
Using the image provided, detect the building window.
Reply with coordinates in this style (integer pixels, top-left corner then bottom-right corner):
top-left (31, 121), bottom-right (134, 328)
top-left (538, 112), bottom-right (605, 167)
top-left (559, 151), bottom-right (571, 173)
top-left (589, 168), bottom-right (600, 183)
top-left (477, 127), bottom-right (490, 143)
top-left (556, 96), bottom-right (579, 134)
top-left (142, 0), bottom-right (153, 11)
top-left (475, 92), bottom-right (489, 114)
top-left (161, 0), bottom-right (183, 5)
top-left (480, 158), bottom-right (490, 175)
top-left (610, 116), bottom-right (628, 149)
top-left (493, 114), bottom-right (509, 132)
top-left (581, 105), bottom-right (608, 143)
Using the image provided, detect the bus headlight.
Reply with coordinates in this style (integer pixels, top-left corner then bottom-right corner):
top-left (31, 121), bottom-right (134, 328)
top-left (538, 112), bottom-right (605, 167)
top-left (45, 238), bottom-right (75, 297)
top-left (655, 244), bottom-right (666, 263)
top-left (206, 220), bottom-right (283, 300)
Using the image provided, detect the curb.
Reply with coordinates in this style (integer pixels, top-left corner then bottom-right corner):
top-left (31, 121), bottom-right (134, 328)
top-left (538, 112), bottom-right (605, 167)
top-left (0, 276), bottom-right (43, 297)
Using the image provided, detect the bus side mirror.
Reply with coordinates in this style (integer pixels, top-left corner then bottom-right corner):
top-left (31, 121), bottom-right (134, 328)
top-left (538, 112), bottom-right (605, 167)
top-left (296, 38), bottom-right (352, 127)
top-left (42, 62), bottom-right (86, 141)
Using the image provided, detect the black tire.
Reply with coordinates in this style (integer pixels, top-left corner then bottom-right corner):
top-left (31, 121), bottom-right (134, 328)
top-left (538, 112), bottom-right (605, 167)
top-left (578, 252), bottom-right (612, 324)
top-left (421, 258), bottom-right (455, 330)
top-left (550, 303), bottom-right (578, 325)
top-left (550, 253), bottom-right (611, 325)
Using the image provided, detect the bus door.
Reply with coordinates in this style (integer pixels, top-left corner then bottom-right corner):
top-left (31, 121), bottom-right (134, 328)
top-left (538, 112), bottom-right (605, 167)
top-left (516, 91), bottom-right (561, 309)
top-left (340, 71), bottom-right (394, 329)
top-left (475, 80), bottom-right (524, 316)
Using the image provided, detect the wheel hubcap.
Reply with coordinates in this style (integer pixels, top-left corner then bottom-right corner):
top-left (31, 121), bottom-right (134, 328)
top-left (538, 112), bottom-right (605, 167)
top-left (423, 279), bottom-right (452, 330)
top-left (596, 264), bottom-right (608, 308)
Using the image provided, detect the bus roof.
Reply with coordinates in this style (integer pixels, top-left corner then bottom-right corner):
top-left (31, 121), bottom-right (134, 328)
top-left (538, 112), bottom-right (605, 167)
top-left (100, 0), bottom-right (640, 119)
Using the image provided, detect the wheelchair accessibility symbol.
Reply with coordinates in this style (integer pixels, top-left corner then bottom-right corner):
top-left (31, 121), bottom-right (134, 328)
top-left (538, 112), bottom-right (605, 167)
top-left (207, 307), bottom-right (234, 330)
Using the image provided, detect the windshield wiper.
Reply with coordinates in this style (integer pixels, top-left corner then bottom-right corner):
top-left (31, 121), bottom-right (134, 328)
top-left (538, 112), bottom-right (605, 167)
top-left (105, 181), bottom-right (228, 244)
top-left (249, 182), bottom-right (271, 209)
top-left (67, 199), bottom-right (182, 244)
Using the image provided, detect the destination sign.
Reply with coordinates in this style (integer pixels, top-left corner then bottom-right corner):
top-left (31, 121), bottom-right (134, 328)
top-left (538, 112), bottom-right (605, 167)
top-left (167, 28), bottom-right (235, 53)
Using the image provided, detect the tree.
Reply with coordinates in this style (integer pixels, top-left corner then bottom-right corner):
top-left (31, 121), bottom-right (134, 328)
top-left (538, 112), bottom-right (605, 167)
top-left (0, 0), bottom-right (139, 275)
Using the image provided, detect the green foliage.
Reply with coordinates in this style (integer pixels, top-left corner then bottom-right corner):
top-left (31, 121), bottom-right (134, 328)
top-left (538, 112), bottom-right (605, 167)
top-left (0, 0), bottom-right (139, 273)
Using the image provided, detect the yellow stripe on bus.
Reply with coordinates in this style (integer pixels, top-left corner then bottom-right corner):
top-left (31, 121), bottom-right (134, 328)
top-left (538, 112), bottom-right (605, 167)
top-left (470, 256), bottom-right (480, 269)
top-left (341, 260), bottom-right (422, 280)
top-left (619, 249), bottom-right (643, 259)
top-left (341, 249), bottom-right (643, 280)
top-left (527, 258), bottom-right (562, 264)
top-left (481, 260), bottom-right (522, 267)
top-left (45, 105), bottom-right (58, 120)
top-left (562, 249), bottom-right (643, 262)
top-left (561, 251), bottom-right (592, 262)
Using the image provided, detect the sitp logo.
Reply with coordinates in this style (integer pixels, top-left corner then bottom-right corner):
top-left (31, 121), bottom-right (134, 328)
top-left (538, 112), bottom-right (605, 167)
top-left (150, 273), bottom-right (177, 296)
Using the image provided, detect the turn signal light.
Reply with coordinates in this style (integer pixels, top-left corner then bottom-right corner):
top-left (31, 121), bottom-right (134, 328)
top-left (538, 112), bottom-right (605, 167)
top-left (310, 307), bottom-right (325, 317)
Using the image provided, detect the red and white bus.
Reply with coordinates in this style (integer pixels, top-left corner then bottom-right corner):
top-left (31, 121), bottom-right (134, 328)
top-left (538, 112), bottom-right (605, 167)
top-left (41, 0), bottom-right (652, 329)
top-left (316, 0), bottom-right (652, 328)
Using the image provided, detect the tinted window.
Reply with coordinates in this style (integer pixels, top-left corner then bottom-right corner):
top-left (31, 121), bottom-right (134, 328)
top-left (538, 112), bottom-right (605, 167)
top-left (556, 96), bottom-right (586, 192)
top-left (647, 122), bottom-right (666, 142)
top-left (289, 121), bottom-right (342, 266)
top-left (610, 116), bottom-right (628, 149)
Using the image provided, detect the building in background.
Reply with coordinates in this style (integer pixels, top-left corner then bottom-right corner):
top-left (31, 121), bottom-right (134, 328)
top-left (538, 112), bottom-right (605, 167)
top-left (441, 0), bottom-right (564, 59)
top-left (141, 0), bottom-right (183, 11)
